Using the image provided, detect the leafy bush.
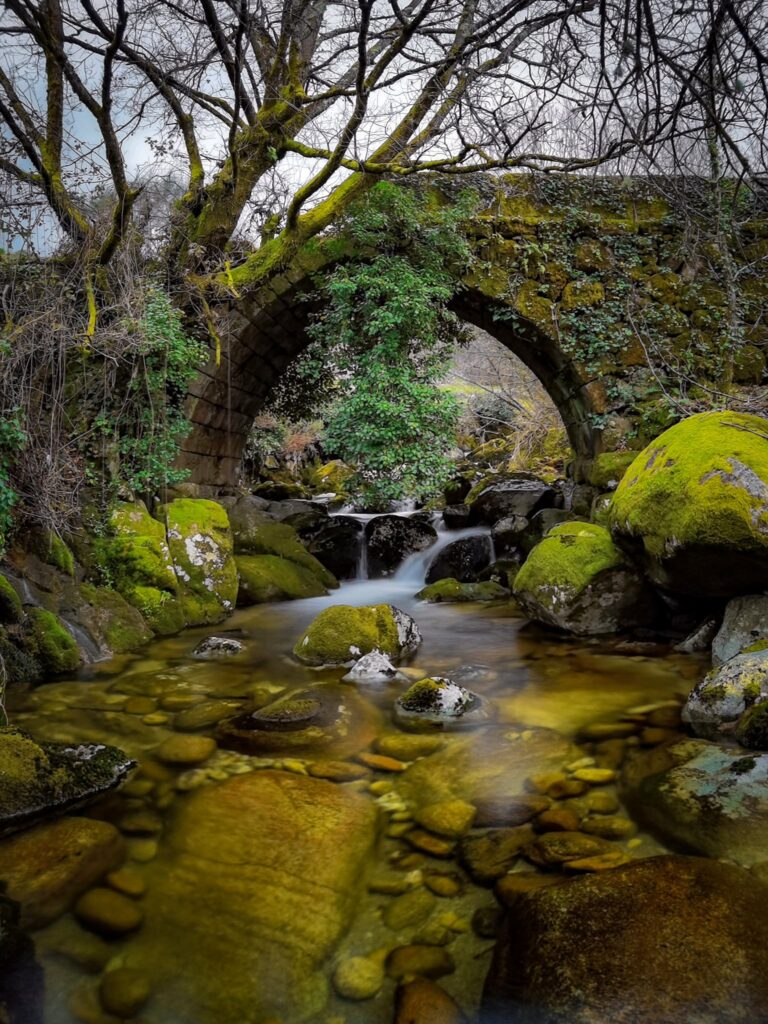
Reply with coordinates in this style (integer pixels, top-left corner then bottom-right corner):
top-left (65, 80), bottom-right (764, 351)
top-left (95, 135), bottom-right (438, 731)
top-left (280, 182), bottom-right (479, 508)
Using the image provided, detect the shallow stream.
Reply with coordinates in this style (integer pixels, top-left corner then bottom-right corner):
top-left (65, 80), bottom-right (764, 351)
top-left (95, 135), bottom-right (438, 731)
top-left (6, 553), bottom-right (708, 1024)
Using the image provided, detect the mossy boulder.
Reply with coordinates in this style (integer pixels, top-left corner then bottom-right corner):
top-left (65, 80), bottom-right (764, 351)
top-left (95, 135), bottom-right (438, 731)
top-left (0, 727), bottom-right (134, 836)
top-left (293, 604), bottom-right (422, 666)
top-left (30, 529), bottom-right (75, 576)
top-left (0, 576), bottom-right (22, 624)
top-left (156, 499), bottom-right (238, 626)
top-left (77, 583), bottom-right (152, 653)
top-left (587, 452), bottom-right (636, 490)
top-left (308, 460), bottom-right (354, 495)
top-left (235, 555), bottom-right (328, 605)
top-left (25, 608), bottom-right (80, 674)
top-left (230, 508), bottom-right (337, 589)
top-left (103, 502), bottom-right (184, 634)
top-left (513, 522), bottom-right (657, 636)
top-left (416, 578), bottom-right (510, 603)
top-left (609, 411), bottom-right (768, 597)
top-left (682, 650), bottom-right (768, 740)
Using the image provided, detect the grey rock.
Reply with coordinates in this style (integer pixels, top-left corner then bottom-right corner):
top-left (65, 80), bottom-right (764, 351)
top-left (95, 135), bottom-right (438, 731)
top-left (712, 594), bottom-right (768, 666)
top-left (682, 649), bottom-right (768, 738)
top-left (425, 534), bottom-right (493, 584)
top-left (192, 635), bottom-right (244, 658)
top-left (469, 475), bottom-right (557, 525)
top-left (365, 516), bottom-right (437, 577)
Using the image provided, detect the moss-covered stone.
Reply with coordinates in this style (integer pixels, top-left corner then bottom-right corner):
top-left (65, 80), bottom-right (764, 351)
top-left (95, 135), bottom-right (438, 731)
top-left (735, 701), bottom-right (768, 750)
top-left (78, 583), bottom-right (152, 653)
top-left (231, 518), bottom-right (337, 590)
top-left (682, 649), bottom-right (768, 740)
top-left (588, 452), bottom-right (636, 490)
top-left (560, 280), bottom-right (605, 310)
top-left (31, 530), bottom-right (75, 576)
top-left (308, 460), bottom-right (354, 495)
top-left (100, 502), bottom-right (182, 632)
top-left (0, 575), bottom-right (22, 624)
top-left (236, 554), bottom-right (328, 604)
top-left (25, 608), bottom-right (80, 674)
top-left (155, 499), bottom-right (238, 626)
top-left (416, 578), bottom-right (510, 603)
top-left (293, 604), bottom-right (421, 666)
top-left (513, 522), bottom-right (656, 636)
top-left (610, 411), bottom-right (768, 596)
top-left (0, 727), bottom-right (133, 836)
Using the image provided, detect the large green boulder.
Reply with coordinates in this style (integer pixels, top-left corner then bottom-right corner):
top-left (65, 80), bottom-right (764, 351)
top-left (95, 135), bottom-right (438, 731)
top-left (513, 522), bottom-right (657, 635)
top-left (103, 502), bottom-right (184, 634)
top-left (156, 499), bottom-right (238, 626)
top-left (78, 583), bottom-right (152, 653)
top-left (610, 411), bottom-right (768, 596)
top-left (230, 506), bottom-right (337, 590)
top-left (235, 555), bottom-right (328, 604)
top-left (293, 604), bottom-right (422, 666)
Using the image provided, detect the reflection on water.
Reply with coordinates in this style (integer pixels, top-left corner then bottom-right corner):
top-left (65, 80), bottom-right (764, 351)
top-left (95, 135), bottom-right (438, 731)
top-left (5, 577), bottom-right (707, 1024)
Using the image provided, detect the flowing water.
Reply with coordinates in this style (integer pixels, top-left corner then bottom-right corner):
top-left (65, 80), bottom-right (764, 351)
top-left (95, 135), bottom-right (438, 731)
top-left (4, 532), bottom-right (708, 1024)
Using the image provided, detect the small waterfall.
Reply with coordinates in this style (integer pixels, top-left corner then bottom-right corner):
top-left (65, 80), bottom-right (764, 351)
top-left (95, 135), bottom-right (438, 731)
top-left (356, 536), bottom-right (368, 580)
top-left (392, 526), bottom-right (491, 586)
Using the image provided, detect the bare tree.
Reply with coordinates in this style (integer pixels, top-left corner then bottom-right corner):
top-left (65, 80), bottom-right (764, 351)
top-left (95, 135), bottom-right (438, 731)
top-left (1, 0), bottom-right (766, 302)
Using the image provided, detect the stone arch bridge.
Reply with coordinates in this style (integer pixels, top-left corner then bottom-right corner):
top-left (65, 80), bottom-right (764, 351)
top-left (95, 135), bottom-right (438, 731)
top-left (178, 175), bottom-right (768, 488)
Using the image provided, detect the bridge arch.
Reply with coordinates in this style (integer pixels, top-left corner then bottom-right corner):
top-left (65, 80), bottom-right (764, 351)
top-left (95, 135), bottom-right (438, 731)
top-left (176, 175), bottom-right (767, 489)
top-left (177, 277), bottom-right (602, 488)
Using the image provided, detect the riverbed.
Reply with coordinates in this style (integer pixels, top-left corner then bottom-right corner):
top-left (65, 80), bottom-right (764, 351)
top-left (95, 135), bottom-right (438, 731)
top-left (6, 568), bottom-right (707, 1024)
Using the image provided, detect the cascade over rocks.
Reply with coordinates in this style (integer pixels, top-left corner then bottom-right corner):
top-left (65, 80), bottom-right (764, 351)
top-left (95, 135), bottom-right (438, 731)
top-left (306, 516), bottom-right (365, 581)
top-left (483, 856), bottom-right (768, 1024)
top-left (468, 474), bottom-right (557, 525)
top-left (513, 522), bottom-right (658, 636)
top-left (610, 411), bottom-right (768, 597)
top-left (365, 516), bottom-right (438, 577)
top-left (425, 534), bottom-right (493, 584)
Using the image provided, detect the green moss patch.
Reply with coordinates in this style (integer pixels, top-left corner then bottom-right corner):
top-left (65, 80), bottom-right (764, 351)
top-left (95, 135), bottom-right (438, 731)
top-left (0, 576), bottom-right (22, 624)
top-left (514, 522), bottom-right (624, 605)
top-left (236, 555), bottom-right (328, 605)
top-left (416, 578), bottom-right (510, 603)
top-left (293, 604), bottom-right (404, 666)
top-left (155, 499), bottom-right (238, 626)
top-left (233, 520), bottom-right (337, 590)
top-left (25, 608), bottom-right (80, 674)
top-left (78, 583), bottom-right (152, 652)
top-left (588, 452), bottom-right (637, 490)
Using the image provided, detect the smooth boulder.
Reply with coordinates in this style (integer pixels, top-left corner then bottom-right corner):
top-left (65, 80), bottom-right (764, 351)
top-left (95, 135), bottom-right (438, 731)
top-left (610, 411), bottom-right (768, 597)
top-left (622, 737), bottom-right (768, 864)
top-left (513, 522), bottom-right (657, 635)
top-left (118, 771), bottom-right (377, 1023)
top-left (483, 855), bottom-right (768, 1024)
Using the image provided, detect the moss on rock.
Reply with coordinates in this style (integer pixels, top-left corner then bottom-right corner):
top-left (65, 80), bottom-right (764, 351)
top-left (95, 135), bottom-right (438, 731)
top-left (236, 554), bottom-right (328, 605)
top-left (232, 519), bottom-right (337, 590)
top-left (293, 604), bottom-right (421, 666)
top-left (610, 411), bottom-right (768, 596)
top-left (309, 460), bottom-right (354, 495)
top-left (31, 530), bottom-right (75, 577)
top-left (588, 452), bottom-right (637, 490)
top-left (0, 727), bottom-right (134, 835)
top-left (155, 499), bottom-right (238, 626)
top-left (25, 608), bottom-right (80, 674)
top-left (78, 583), bottom-right (152, 653)
top-left (513, 522), bottom-right (656, 636)
top-left (735, 701), bottom-right (768, 749)
top-left (416, 578), bottom-right (510, 603)
top-left (0, 576), bottom-right (22, 624)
